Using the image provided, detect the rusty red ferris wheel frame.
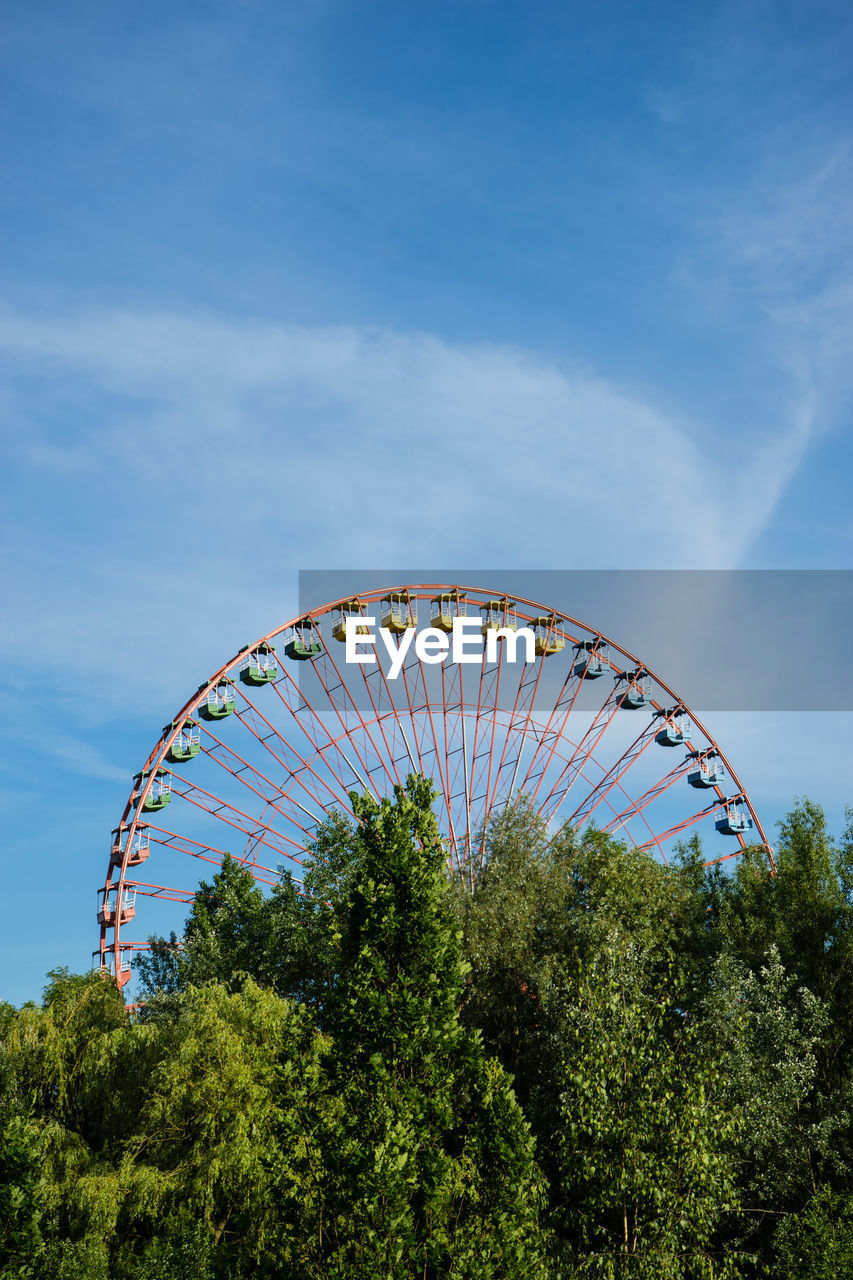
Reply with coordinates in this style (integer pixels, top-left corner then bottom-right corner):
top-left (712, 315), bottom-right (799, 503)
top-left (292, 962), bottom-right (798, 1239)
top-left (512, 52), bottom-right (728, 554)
top-left (97, 584), bottom-right (773, 989)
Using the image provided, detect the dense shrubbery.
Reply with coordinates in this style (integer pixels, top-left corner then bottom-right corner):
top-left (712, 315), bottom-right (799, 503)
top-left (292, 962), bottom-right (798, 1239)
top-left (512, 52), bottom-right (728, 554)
top-left (3, 781), bottom-right (853, 1277)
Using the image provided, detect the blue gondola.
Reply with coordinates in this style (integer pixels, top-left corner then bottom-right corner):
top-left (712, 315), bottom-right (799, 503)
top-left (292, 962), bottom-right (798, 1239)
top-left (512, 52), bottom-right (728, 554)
top-left (573, 639), bottom-right (609, 679)
top-left (618, 668), bottom-right (652, 709)
top-left (715, 800), bottom-right (753, 836)
top-left (687, 752), bottom-right (725, 788)
top-left (655, 707), bottom-right (690, 746)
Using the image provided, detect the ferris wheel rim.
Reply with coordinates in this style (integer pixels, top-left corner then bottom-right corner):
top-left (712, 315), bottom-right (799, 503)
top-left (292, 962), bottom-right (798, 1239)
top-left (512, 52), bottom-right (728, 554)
top-left (98, 582), bottom-right (773, 987)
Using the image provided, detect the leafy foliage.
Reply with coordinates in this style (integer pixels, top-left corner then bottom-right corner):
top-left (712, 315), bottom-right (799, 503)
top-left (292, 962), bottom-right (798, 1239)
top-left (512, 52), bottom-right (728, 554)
top-left (316, 778), bottom-right (547, 1277)
top-left (6, 786), bottom-right (853, 1278)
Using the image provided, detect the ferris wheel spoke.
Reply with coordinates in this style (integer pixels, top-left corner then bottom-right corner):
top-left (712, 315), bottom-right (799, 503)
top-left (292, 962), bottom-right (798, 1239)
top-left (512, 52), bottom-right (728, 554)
top-left (412, 674), bottom-right (453, 837)
top-left (301, 643), bottom-right (401, 795)
top-left (226, 685), bottom-right (355, 816)
top-left (399, 630), bottom-right (467, 794)
top-left (465, 660), bottom-right (505, 859)
top-left (396, 646), bottom-right (430, 778)
top-left (600, 751), bottom-right (703, 835)
top-left (514, 667), bottom-right (587, 800)
top-left (193, 722), bottom-right (327, 842)
top-left (168, 775), bottom-right (307, 864)
top-left (359, 639), bottom-right (435, 785)
top-left (319, 635), bottom-right (417, 788)
top-left (265, 670), bottom-right (375, 798)
top-left (565, 716), bottom-right (660, 828)
top-left (434, 660), bottom-right (462, 862)
top-left (536, 683), bottom-right (626, 822)
top-left (358, 665), bottom-right (411, 786)
top-left (122, 880), bottom-right (198, 904)
top-left (471, 647), bottom-right (528, 858)
top-left (482, 650), bottom-right (548, 825)
top-left (145, 823), bottom-right (282, 881)
top-left (634, 796), bottom-right (731, 855)
top-left (440, 660), bottom-right (470, 859)
top-left (322, 598), bottom-right (408, 784)
top-left (189, 739), bottom-right (318, 847)
top-left (562, 757), bottom-right (667, 860)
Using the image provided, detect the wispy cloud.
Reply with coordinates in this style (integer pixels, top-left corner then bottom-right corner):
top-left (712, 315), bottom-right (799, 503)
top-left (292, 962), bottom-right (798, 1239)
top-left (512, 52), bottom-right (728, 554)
top-left (0, 305), bottom-right (815, 716)
top-left (0, 689), bottom-right (129, 783)
top-left (1, 305), bottom-right (808, 546)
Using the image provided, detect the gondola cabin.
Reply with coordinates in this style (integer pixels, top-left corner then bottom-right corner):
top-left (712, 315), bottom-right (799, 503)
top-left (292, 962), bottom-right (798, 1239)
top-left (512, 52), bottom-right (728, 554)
top-left (108, 950), bottom-right (133, 989)
top-left (532, 615), bottom-right (565, 657)
top-left (618, 669), bottom-right (652, 709)
top-left (198, 680), bottom-right (236, 720)
top-left (240, 642), bottom-right (279, 683)
top-left (479, 599), bottom-right (517, 636)
top-left (655, 708), bottom-right (691, 746)
top-left (165, 719), bottom-right (201, 763)
top-left (431, 593), bottom-right (467, 633)
top-left (573, 639), bottom-right (610, 679)
top-left (380, 593), bottom-right (417, 634)
top-left (715, 800), bottom-right (753, 836)
top-left (687, 752), bottom-right (725, 788)
top-left (132, 768), bottom-right (172, 811)
top-left (284, 619), bottom-right (323, 661)
top-left (332, 600), bottom-right (369, 642)
top-left (110, 826), bottom-right (150, 869)
top-left (98, 885), bottom-right (137, 927)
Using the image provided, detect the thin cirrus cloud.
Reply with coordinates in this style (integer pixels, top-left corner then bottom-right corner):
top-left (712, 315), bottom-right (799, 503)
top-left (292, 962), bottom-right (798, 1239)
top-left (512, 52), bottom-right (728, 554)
top-left (2, 304), bottom-right (811, 559)
top-left (0, 305), bottom-right (814, 726)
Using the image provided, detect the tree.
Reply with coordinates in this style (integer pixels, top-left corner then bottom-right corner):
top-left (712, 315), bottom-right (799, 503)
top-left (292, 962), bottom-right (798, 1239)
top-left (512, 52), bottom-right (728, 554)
top-left (136, 809), bottom-right (365, 1016)
top-left (552, 944), bottom-right (744, 1279)
top-left (316, 776), bottom-right (549, 1279)
top-left (110, 979), bottom-right (330, 1278)
top-left (774, 1185), bottom-right (853, 1279)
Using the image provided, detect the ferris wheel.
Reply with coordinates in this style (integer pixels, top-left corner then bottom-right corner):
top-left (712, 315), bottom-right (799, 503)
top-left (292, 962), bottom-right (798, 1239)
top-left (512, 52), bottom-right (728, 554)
top-left (97, 584), bottom-right (772, 989)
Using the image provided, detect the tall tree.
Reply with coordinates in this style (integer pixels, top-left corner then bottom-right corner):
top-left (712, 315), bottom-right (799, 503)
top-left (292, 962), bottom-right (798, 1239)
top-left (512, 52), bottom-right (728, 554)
top-left (551, 945), bottom-right (744, 1279)
top-left (317, 776), bottom-right (549, 1279)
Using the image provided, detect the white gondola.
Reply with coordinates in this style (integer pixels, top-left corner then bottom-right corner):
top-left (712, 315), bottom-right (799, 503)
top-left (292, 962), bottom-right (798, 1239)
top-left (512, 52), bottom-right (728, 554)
top-left (97, 885), bottom-right (137, 927)
top-left (110, 826), bottom-right (150, 869)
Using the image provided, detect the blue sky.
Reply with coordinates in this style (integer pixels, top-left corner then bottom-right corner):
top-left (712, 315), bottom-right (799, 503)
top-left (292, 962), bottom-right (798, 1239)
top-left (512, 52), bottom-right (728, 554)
top-left (1, 1), bottom-right (852, 1003)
